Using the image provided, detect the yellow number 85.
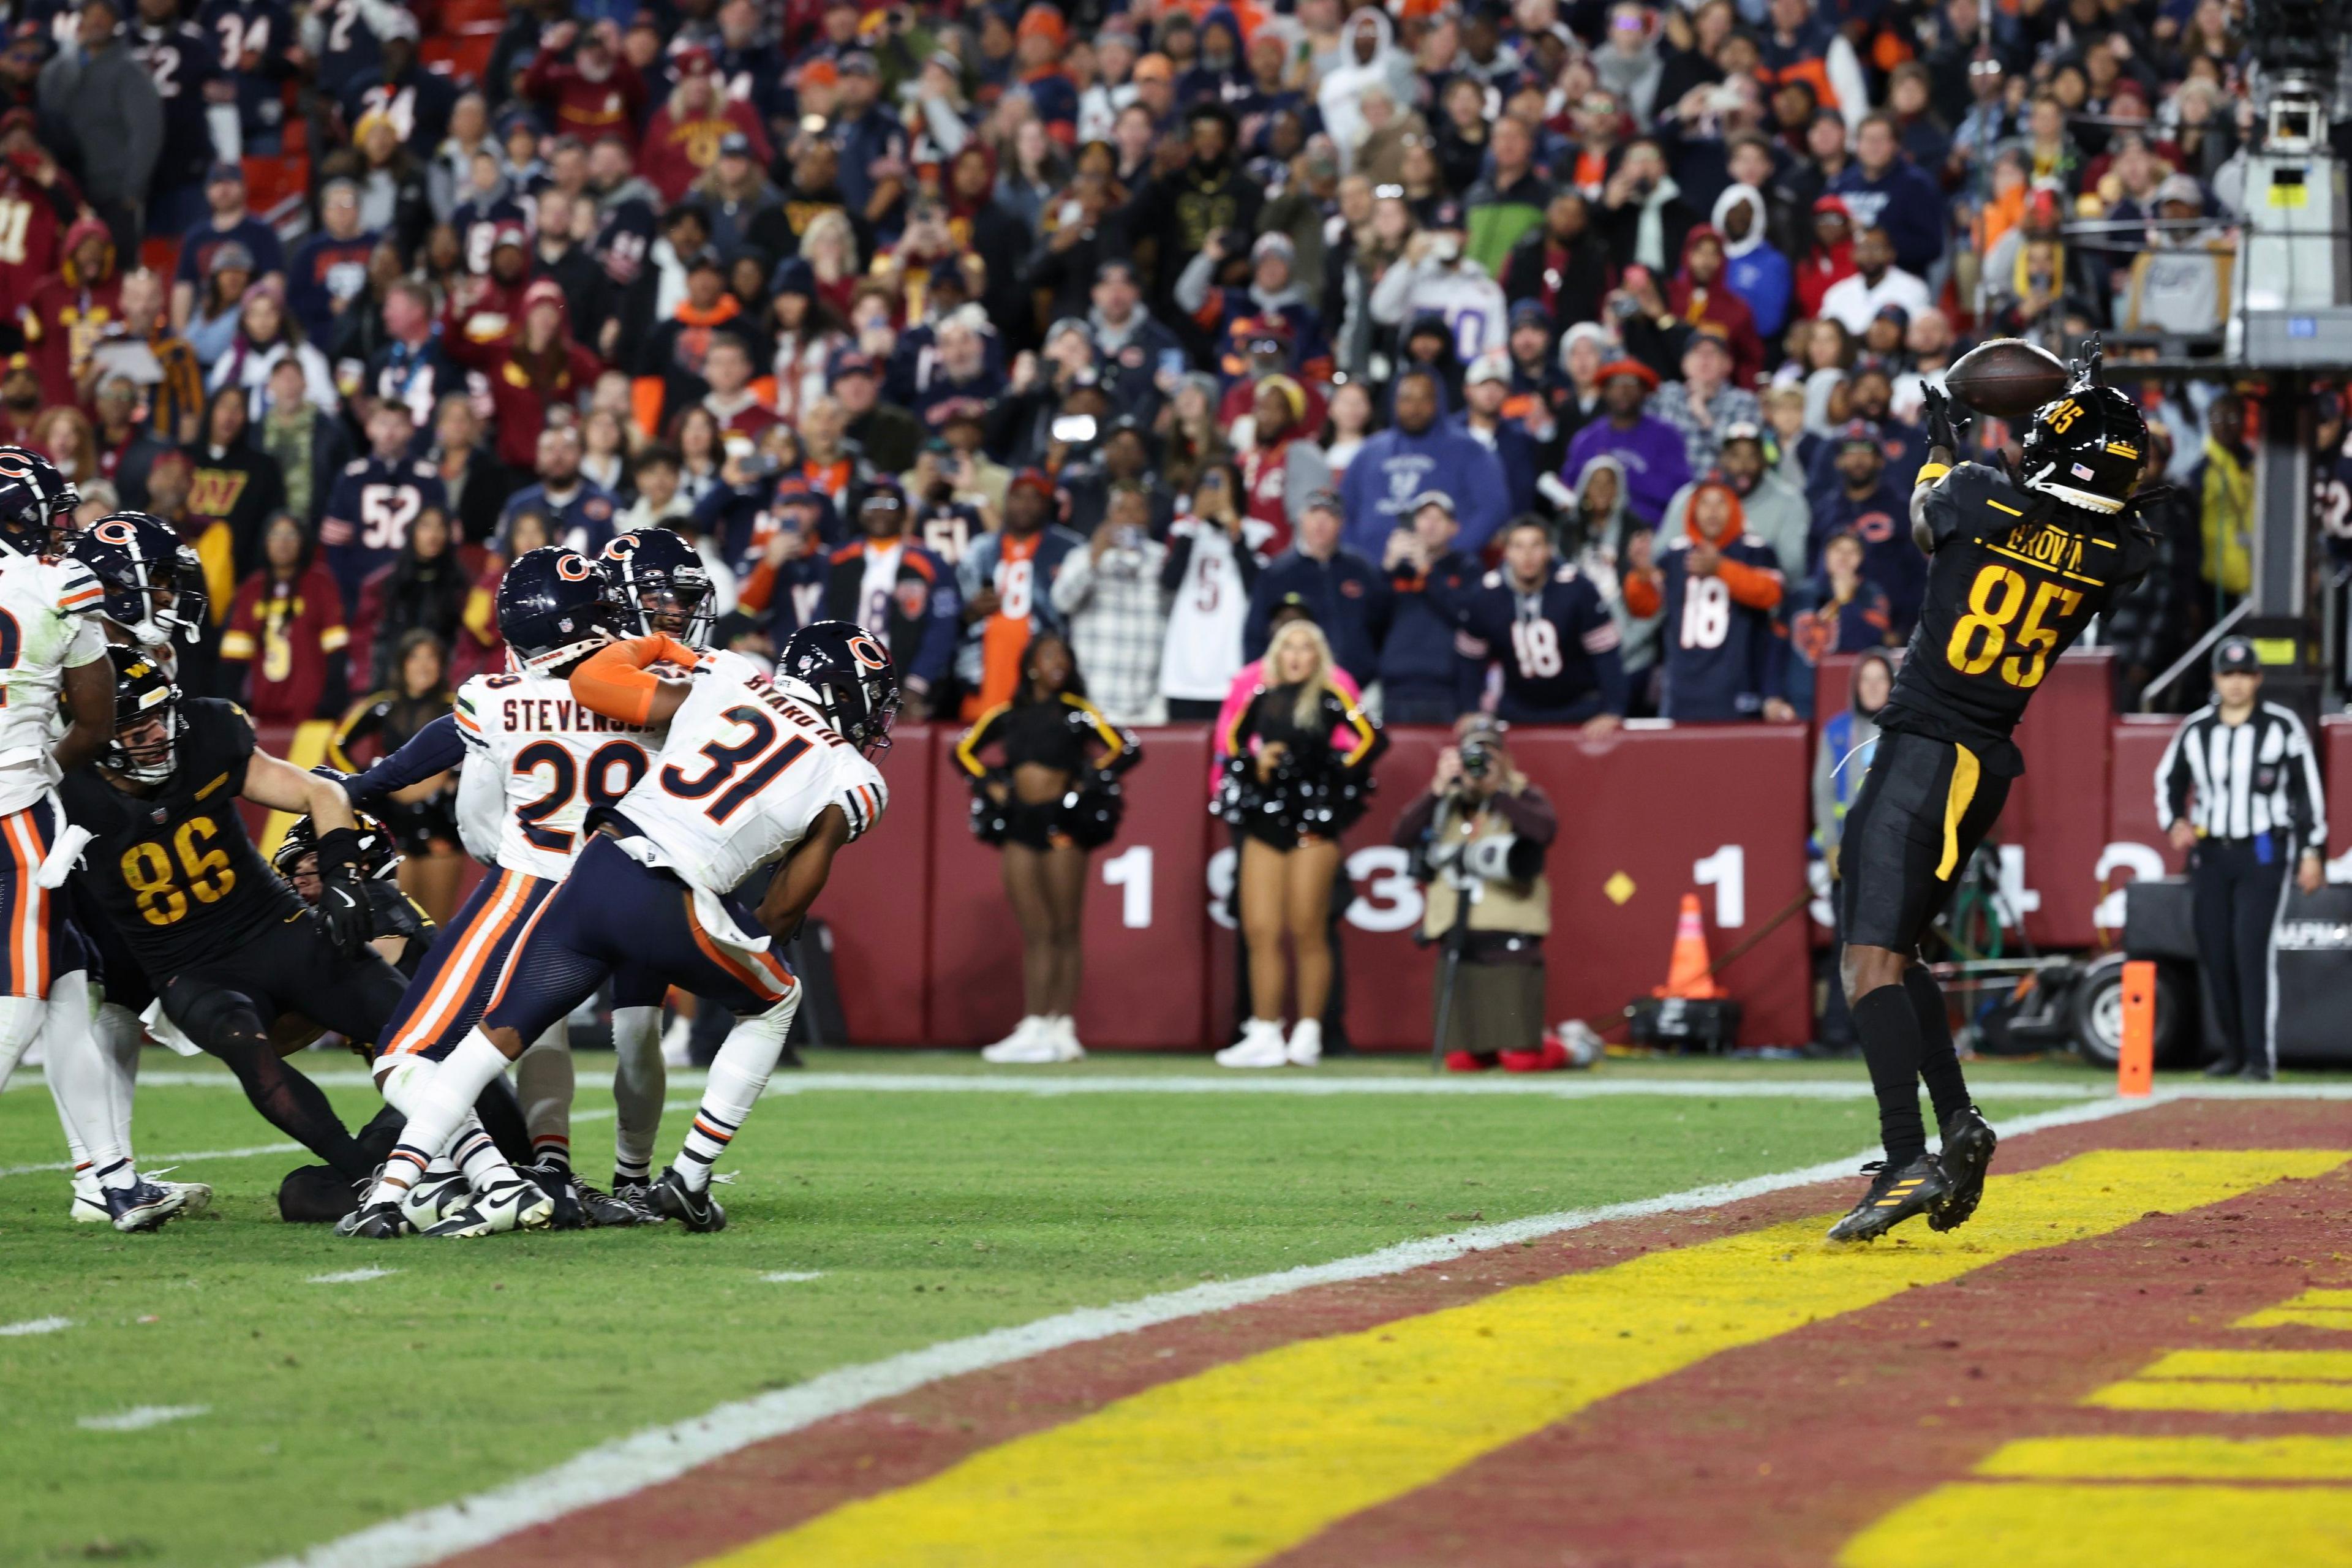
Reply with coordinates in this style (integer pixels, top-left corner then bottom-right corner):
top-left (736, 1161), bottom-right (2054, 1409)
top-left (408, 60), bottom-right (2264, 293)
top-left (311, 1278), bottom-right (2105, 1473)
top-left (1947, 564), bottom-right (2083, 690)
top-left (120, 817), bottom-right (236, 927)
top-left (2043, 399), bottom-right (2082, 432)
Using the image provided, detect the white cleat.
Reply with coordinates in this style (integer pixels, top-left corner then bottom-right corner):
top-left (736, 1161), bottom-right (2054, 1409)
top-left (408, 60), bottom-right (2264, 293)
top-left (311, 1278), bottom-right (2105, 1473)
top-left (981, 1016), bottom-right (1044, 1063)
top-left (983, 1016), bottom-right (1085, 1064)
top-left (1215, 1019), bottom-right (1291, 1069)
top-left (396, 1170), bottom-right (473, 1232)
top-left (1047, 1015), bottom-right (1087, 1061)
top-left (1285, 1017), bottom-right (1323, 1067)
top-left (72, 1174), bottom-right (211, 1223)
top-left (421, 1172), bottom-right (556, 1238)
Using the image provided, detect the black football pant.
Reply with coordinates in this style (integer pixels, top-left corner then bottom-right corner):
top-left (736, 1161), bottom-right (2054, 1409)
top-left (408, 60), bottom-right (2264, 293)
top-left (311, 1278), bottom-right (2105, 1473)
top-left (2190, 837), bottom-right (2288, 1074)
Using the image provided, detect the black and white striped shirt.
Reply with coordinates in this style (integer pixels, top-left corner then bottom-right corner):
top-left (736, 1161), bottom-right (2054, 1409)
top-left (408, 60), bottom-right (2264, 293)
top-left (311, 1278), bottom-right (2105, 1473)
top-left (2156, 702), bottom-right (2328, 852)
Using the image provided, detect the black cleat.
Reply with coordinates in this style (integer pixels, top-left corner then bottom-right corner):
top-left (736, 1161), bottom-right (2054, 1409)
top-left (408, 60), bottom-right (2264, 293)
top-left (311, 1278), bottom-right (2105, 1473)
top-left (337, 1199), bottom-right (413, 1239)
top-left (650, 1166), bottom-right (726, 1232)
top-left (520, 1162), bottom-right (586, 1230)
top-left (2239, 1061), bottom-right (2276, 1083)
top-left (1928, 1106), bottom-right (1998, 1232)
top-left (1826, 1155), bottom-right (1951, 1243)
top-left (2203, 1055), bottom-right (2245, 1078)
top-left (102, 1178), bottom-right (188, 1233)
top-left (576, 1176), bottom-right (661, 1227)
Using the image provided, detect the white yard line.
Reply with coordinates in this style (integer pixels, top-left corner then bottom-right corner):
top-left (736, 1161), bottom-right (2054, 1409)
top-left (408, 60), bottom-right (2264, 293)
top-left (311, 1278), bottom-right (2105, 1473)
top-left (308, 1268), bottom-right (399, 1286)
top-left (760, 1271), bottom-right (826, 1284)
top-left (0, 1110), bottom-right (624, 1182)
top-left (77, 1404), bottom-right (208, 1433)
top-left (0, 1316), bottom-right (72, 1336)
top-left (256, 1095), bottom-right (2155, 1568)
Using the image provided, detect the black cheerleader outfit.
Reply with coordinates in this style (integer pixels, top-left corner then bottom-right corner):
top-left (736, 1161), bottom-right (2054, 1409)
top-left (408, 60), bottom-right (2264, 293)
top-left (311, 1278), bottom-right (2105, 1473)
top-left (956, 693), bottom-right (1144, 850)
top-left (1218, 679), bottom-right (1387, 848)
top-left (328, 689), bottom-right (462, 856)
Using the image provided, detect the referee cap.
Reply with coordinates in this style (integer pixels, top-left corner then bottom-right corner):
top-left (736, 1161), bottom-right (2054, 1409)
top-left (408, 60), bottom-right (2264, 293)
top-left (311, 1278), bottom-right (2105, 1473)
top-left (2212, 636), bottom-right (2260, 674)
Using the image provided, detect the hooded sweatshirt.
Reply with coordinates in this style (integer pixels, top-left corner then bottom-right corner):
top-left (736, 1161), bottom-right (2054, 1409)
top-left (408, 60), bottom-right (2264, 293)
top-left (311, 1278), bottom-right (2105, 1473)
top-left (1814, 649), bottom-right (1890, 856)
top-left (1826, 154), bottom-right (1947, 277)
top-left (1711, 184), bottom-right (1792, 341)
top-left (1562, 404), bottom-right (1691, 529)
top-left (1340, 393), bottom-right (1512, 558)
top-left (1620, 482), bottom-right (1785, 722)
top-left (1572, 455), bottom-right (1656, 679)
top-left (1664, 224), bottom-right (1765, 386)
top-left (1317, 10), bottom-right (1418, 168)
top-left (20, 216), bottom-right (120, 390)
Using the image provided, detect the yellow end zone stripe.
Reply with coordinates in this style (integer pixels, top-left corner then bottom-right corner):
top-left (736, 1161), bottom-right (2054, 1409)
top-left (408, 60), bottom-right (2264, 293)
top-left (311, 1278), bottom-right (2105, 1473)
top-left (1840, 1483), bottom-right (2352, 1568)
top-left (698, 1150), bottom-right (2342, 1568)
top-left (1977, 1435), bottom-right (2352, 1482)
top-left (2238, 1289), bottom-right (2352, 1329)
top-left (2086, 1380), bottom-right (2352, 1414)
top-left (2135, 1349), bottom-right (2352, 1382)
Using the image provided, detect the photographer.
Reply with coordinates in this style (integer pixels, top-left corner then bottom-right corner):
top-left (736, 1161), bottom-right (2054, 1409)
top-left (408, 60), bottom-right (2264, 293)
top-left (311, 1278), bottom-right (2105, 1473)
top-left (1393, 715), bottom-right (1559, 1071)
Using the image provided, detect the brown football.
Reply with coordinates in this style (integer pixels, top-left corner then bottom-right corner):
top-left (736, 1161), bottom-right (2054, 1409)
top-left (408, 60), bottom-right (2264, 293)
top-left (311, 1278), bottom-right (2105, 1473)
top-left (1942, 338), bottom-right (2071, 419)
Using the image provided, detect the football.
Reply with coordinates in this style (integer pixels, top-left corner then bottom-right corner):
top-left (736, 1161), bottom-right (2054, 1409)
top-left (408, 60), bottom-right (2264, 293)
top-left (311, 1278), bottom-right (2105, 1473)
top-left (1942, 337), bottom-right (2072, 418)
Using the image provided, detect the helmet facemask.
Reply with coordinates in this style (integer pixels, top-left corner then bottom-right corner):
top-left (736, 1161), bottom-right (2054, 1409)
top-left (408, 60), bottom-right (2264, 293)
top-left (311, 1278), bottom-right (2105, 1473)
top-left (110, 695), bottom-right (181, 785)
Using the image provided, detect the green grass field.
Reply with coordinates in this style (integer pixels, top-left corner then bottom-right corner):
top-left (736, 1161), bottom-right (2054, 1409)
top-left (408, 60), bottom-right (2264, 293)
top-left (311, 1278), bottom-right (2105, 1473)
top-left (0, 1050), bottom-right (2101, 1567)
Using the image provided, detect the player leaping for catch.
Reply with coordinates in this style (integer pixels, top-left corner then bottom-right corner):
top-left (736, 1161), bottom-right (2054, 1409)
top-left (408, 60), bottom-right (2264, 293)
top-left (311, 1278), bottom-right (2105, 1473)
top-left (343, 619), bottom-right (895, 1238)
top-left (1829, 349), bottom-right (2154, 1242)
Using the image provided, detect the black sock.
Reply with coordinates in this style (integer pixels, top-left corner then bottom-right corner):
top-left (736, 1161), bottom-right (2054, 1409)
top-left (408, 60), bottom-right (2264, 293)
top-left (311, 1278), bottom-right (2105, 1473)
top-left (1905, 966), bottom-right (1972, 1128)
top-left (216, 1033), bottom-right (375, 1183)
top-left (1852, 985), bottom-right (1928, 1165)
top-left (472, 1075), bottom-right (535, 1165)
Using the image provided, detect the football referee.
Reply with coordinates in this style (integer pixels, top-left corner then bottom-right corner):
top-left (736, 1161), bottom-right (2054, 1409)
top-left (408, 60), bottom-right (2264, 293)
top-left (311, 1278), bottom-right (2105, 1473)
top-left (2154, 638), bottom-right (2328, 1080)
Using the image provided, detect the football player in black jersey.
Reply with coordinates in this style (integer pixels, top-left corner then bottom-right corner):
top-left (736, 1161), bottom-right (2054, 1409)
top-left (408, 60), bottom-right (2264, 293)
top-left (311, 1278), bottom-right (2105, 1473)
top-left (1828, 353), bottom-right (2154, 1242)
top-left (57, 647), bottom-right (402, 1193)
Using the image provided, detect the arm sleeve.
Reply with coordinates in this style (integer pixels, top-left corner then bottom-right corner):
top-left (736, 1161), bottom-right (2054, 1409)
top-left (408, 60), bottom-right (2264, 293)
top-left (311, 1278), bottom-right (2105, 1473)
top-left (1049, 545), bottom-right (1096, 615)
top-left (568, 633), bottom-right (697, 724)
top-left (1172, 250), bottom-right (1218, 316)
top-left (1621, 566), bottom-right (1663, 619)
top-left (1069, 696), bottom-right (1142, 775)
top-left (325, 695), bottom-right (387, 772)
top-left (1390, 790), bottom-right (1439, 848)
top-left (1159, 529), bottom-right (1196, 593)
top-left (2154, 716), bottom-right (2194, 832)
top-left (343, 712), bottom-right (467, 808)
top-left (1575, 583), bottom-right (1627, 713)
top-left (952, 705), bottom-right (1008, 779)
top-left (1489, 783), bottom-right (1558, 847)
top-left (2286, 712), bottom-right (2329, 857)
top-left (1717, 555), bottom-right (1783, 611)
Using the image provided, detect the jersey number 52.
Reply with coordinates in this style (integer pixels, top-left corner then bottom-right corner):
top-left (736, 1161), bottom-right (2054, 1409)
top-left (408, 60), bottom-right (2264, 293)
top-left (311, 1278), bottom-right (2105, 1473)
top-left (1947, 564), bottom-right (2082, 691)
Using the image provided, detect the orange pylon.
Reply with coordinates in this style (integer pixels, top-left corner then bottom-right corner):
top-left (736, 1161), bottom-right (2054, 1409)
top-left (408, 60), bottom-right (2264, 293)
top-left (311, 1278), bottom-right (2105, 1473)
top-left (1656, 893), bottom-right (1719, 1000)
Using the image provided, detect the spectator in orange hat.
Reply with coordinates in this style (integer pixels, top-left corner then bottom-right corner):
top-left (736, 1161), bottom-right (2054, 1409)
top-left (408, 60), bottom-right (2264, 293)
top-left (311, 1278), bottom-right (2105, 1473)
top-left (1561, 358), bottom-right (1691, 526)
top-left (1014, 5), bottom-right (1078, 141)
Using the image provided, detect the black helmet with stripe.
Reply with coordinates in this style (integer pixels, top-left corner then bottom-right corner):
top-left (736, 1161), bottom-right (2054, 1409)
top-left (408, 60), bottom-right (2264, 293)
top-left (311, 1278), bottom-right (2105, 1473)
top-left (273, 810), bottom-right (401, 885)
top-left (68, 511), bottom-right (208, 649)
top-left (774, 619), bottom-right (900, 756)
top-left (104, 644), bottom-right (183, 784)
top-left (2019, 382), bottom-right (2149, 516)
top-left (496, 546), bottom-right (624, 674)
top-left (0, 445), bottom-right (78, 558)
top-left (599, 527), bottom-right (714, 649)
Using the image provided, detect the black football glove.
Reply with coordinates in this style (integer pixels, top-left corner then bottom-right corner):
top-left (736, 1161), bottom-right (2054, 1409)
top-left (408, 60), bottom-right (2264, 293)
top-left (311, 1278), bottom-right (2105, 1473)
top-left (1921, 383), bottom-right (1971, 454)
top-left (313, 826), bottom-right (376, 956)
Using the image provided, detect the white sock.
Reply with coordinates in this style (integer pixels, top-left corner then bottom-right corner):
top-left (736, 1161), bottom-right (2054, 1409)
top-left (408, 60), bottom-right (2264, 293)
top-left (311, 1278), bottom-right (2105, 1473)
top-left (0, 993), bottom-right (43, 1091)
top-left (675, 993), bottom-right (797, 1193)
top-left (93, 1000), bottom-right (141, 1175)
top-left (513, 1022), bottom-right (573, 1170)
top-left (449, 1112), bottom-right (517, 1191)
top-left (38, 975), bottom-right (132, 1187)
top-left (609, 1004), bottom-right (666, 1183)
top-left (364, 1032), bottom-right (511, 1207)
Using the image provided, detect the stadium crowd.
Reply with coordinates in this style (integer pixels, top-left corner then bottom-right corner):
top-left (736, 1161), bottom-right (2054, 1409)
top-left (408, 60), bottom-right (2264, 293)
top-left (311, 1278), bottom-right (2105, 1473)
top-left (0, 0), bottom-right (2294, 760)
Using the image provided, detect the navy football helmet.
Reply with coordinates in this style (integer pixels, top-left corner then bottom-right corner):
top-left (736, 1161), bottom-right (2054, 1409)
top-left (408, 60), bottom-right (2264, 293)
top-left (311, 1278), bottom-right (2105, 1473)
top-left (497, 546), bottom-right (623, 673)
top-left (0, 445), bottom-right (79, 558)
top-left (69, 512), bottom-right (207, 649)
top-left (599, 528), bottom-right (714, 648)
top-left (774, 619), bottom-right (900, 756)
top-left (105, 644), bottom-right (183, 784)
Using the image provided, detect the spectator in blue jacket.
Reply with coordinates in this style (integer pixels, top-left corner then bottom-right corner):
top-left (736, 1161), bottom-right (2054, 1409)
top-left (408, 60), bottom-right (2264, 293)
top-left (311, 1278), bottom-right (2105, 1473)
top-left (1340, 366), bottom-right (1510, 559)
top-left (1375, 491), bottom-right (1483, 724)
top-left (1454, 352), bottom-right (1540, 519)
top-left (1826, 115), bottom-right (1945, 277)
top-left (1245, 489), bottom-right (1391, 687)
top-left (1711, 183), bottom-right (1791, 341)
top-left (1809, 422), bottom-right (1924, 636)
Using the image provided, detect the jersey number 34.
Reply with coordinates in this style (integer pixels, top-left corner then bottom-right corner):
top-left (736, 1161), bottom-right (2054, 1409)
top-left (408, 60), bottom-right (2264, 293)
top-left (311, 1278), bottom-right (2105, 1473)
top-left (1947, 564), bottom-right (2082, 691)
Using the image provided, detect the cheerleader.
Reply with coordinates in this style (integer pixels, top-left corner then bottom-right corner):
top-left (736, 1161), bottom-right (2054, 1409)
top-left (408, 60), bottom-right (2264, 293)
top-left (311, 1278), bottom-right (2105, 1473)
top-left (956, 633), bottom-right (1143, 1064)
top-left (1215, 620), bottom-right (1387, 1068)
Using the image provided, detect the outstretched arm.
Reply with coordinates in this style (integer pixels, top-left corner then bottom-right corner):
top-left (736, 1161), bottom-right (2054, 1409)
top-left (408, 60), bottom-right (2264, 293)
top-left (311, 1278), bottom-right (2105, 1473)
top-left (244, 748), bottom-right (358, 830)
top-left (570, 634), bottom-right (699, 726)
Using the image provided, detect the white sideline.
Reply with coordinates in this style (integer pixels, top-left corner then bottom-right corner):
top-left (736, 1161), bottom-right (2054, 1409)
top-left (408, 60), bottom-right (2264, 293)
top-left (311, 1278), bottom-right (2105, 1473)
top-left (255, 1095), bottom-right (2154, 1568)
top-left (308, 1268), bottom-right (399, 1286)
top-left (0, 1316), bottom-right (72, 1336)
top-left (760, 1270), bottom-right (826, 1284)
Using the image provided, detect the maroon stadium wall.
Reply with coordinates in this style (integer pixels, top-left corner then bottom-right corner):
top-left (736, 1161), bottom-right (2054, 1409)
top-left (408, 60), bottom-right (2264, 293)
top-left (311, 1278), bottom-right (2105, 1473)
top-left (244, 677), bottom-right (2352, 1052)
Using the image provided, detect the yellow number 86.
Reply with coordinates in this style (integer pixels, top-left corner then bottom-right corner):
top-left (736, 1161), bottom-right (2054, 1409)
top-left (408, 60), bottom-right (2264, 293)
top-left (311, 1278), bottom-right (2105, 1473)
top-left (1947, 563), bottom-right (2083, 690)
top-left (119, 817), bottom-right (236, 927)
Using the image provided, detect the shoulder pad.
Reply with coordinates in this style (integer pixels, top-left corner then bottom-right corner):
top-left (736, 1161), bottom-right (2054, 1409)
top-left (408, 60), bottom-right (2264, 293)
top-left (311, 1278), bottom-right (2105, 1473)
top-left (343, 459), bottom-right (370, 476)
top-left (53, 557), bottom-right (103, 616)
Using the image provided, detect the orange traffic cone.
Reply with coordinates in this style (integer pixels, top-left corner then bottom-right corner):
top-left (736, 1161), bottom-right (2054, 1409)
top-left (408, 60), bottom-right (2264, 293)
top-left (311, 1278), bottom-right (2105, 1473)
top-left (1656, 893), bottom-right (1718, 1000)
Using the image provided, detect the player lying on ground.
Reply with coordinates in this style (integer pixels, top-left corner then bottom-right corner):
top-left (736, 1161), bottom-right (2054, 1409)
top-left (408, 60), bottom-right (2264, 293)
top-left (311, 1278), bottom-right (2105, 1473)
top-left (0, 456), bottom-right (192, 1231)
top-left (342, 618), bottom-right (895, 1238)
top-left (1828, 349), bottom-right (2154, 1242)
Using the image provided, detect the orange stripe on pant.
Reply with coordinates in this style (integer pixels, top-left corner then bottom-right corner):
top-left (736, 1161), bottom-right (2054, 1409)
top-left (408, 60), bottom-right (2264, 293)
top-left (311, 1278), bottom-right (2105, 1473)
top-left (384, 869), bottom-right (536, 1058)
top-left (2, 809), bottom-right (48, 998)
top-left (685, 895), bottom-right (794, 1005)
top-left (482, 876), bottom-right (566, 1016)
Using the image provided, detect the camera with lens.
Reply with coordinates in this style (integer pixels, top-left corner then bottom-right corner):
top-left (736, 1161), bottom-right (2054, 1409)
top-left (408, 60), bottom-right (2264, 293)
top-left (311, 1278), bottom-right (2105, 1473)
top-left (1458, 732), bottom-right (1496, 785)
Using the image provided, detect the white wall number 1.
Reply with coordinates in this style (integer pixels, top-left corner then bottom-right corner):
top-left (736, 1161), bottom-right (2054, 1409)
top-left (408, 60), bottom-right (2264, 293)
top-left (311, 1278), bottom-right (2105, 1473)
top-left (1693, 844), bottom-right (1746, 929)
top-left (1102, 845), bottom-right (1153, 929)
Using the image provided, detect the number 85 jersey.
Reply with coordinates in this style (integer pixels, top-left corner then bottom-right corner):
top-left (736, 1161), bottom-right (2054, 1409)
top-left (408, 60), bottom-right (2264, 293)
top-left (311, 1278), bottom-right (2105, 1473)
top-left (453, 666), bottom-right (669, 881)
top-left (612, 648), bottom-right (886, 900)
top-left (1877, 461), bottom-right (2152, 775)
